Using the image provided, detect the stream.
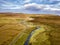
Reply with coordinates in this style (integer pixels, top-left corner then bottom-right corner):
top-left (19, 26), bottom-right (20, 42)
top-left (24, 26), bottom-right (40, 45)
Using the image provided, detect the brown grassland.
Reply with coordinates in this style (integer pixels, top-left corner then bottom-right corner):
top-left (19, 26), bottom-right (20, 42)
top-left (0, 13), bottom-right (60, 45)
top-left (28, 15), bottom-right (60, 45)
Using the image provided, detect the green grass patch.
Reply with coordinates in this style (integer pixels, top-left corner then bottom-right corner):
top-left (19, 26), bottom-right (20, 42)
top-left (14, 27), bottom-right (36, 45)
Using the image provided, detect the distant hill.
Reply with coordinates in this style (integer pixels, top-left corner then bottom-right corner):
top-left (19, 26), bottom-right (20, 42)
top-left (0, 13), bottom-right (28, 18)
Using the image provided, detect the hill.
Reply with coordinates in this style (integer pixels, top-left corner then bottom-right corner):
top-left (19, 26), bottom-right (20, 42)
top-left (28, 15), bottom-right (60, 45)
top-left (0, 13), bottom-right (60, 45)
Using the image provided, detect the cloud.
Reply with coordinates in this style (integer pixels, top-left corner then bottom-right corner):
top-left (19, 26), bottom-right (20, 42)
top-left (44, 8), bottom-right (60, 11)
top-left (0, 0), bottom-right (60, 10)
top-left (0, 0), bottom-right (23, 9)
top-left (26, 0), bottom-right (60, 4)
top-left (24, 0), bottom-right (31, 3)
top-left (23, 3), bottom-right (60, 11)
top-left (23, 3), bottom-right (43, 11)
top-left (0, 0), bottom-right (60, 15)
top-left (1, 2), bottom-right (22, 9)
top-left (0, 4), bottom-right (22, 9)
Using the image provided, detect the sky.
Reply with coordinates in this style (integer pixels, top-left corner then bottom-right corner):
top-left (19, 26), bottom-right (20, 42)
top-left (0, 0), bottom-right (60, 15)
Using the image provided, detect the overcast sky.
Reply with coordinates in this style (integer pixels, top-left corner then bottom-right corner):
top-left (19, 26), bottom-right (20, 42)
top-left (0, 0), bottom-right (60, 15)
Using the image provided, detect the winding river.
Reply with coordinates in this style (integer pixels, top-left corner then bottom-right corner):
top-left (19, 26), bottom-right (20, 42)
top-left (24, 26), bottom-right (40, 45)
